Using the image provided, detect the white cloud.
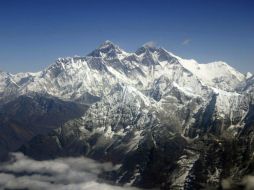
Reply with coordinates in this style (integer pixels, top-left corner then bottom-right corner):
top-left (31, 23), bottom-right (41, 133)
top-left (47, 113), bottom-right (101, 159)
top-left (181, 39), bottom-right (191, 45)
top-left (0, 152), bottom-right (141, 190)
top-left (143, 41), bottom-right (157, 48)
top-left (242, 176), bottom-right (254, 190)
top-left (221, 176), bottom-right (254, 190)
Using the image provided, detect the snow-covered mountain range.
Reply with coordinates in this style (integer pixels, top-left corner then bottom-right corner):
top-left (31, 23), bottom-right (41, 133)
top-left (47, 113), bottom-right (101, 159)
top-left (0, 41), bottom-right (252, 135)
top-left (0, 41), bottom-right (249, 98)
top-left (1, 41), bottom-right (254, 189)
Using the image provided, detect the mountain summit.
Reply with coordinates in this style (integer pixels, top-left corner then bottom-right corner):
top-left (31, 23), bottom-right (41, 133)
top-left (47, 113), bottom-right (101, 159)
top-left (88, 40), bottom-right (127, 59)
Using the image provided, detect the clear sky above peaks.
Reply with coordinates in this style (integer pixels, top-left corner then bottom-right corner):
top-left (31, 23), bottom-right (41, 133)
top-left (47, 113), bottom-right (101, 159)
top-left (0, 0), bottom-right (253, 73)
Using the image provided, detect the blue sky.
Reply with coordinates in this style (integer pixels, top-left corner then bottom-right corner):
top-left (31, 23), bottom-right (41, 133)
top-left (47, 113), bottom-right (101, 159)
top-left (0, 0), bottom-right (253, 73)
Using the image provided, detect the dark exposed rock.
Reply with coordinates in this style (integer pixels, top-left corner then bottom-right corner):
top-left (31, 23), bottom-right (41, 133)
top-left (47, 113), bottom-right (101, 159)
top-left (0, 94), bottom-right (88, 160)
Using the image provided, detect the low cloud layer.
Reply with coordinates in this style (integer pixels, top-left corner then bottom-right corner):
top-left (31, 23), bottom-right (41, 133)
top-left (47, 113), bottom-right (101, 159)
top-left (221, 176), bottom-right (254, 190)
top-left (0, 152), bottom-right (141, 190)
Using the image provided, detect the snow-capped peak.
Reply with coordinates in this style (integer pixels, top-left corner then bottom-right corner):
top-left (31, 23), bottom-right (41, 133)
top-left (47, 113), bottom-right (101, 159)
top-left (88, 40), bottom-right (128, 60)
top-left (135, 43), bottom-right (161, 55)
top-left (246, 72), bottom-right (253, 79)
top-left (172, 55), bottom-right (245, 91)
top-left (99, 40), bottom-right (119, 49)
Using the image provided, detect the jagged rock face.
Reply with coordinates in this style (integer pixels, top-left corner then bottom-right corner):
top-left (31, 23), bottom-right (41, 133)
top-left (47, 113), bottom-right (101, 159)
top-left (20, 117), bottom-right (254, 189)
top-left (1, 41), bottom-right (254, 189)
top-left (0, 71), bottom-right (19, 104)
top-left (0, 94), bottom-right (88, 160)
top-left (20, 86), bottom-right (254, 189)
top-left (248, 78), bottom-right (254, 97)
